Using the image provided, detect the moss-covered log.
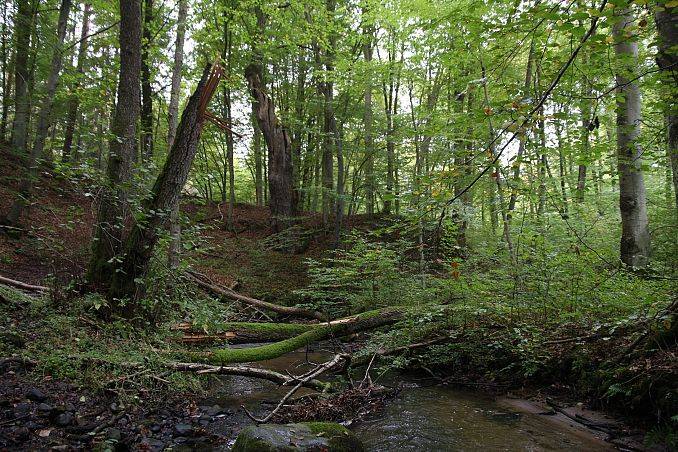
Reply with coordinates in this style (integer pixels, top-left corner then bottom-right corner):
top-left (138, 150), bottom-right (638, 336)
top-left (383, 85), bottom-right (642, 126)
top-left (195, 307), bottom-right (404, 365)
top-left (178, 321), bottom-right (316, 344)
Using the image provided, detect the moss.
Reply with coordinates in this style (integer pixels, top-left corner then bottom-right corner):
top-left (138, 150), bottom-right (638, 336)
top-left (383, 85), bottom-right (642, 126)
top-left (214, 321), bottom-right (315, 336)
top-left (306, 421), bottom-right (350, 436)
top-left (205, 308), bottom-right (402, 365)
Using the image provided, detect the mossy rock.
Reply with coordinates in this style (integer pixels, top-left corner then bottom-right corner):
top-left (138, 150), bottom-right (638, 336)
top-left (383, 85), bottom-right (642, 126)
top-left (232, 422), bottom-right (364, 452)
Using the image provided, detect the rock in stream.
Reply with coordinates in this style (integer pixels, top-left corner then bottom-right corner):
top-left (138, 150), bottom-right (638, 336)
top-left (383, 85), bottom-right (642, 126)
top-left (232, 422), bottom-right (364, 452)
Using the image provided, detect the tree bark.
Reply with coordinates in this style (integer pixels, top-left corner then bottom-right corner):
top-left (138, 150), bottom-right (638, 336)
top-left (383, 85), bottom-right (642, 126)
top-left (107, 65), bottom-right (215, 303)
top-left (0, 0), bottom-right (11, 141)
top-left (614, 6), bottom-right (651, 268)
top-left (62, 3), bottom-right (91, 163)
top-left (87, 0), bottom-right (142, 288)
top-left (9, 0), bottom-right (34, 155)
top-left (140, 0), bottom-right (154, 162)
top-left (655, 1), bottom-right (678, 215)
top-left (2, 0), bottom-right (71, 226)
top-left (167, 0), bottom-right (187, 270)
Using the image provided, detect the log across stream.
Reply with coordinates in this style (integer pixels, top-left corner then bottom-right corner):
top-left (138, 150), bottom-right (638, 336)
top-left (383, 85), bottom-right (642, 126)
top-left (195, 343), bottom-right (615, 451)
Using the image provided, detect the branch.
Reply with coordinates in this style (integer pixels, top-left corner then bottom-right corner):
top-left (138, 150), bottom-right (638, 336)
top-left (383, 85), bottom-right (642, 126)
top-left (0, 275), bottom-right (49, 293)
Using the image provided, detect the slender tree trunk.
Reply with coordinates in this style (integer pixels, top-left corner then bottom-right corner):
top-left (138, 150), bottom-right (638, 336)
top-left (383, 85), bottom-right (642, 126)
top-left (253, 114), bottom-right (263, 206)
top-left (9, 0), bottom-right (34, 155)
top-left (0, 0), bottom-right (10, 141)
top-left (363, 10), bottom-right (375, 217)
top-left (555, 106), bottom-right (569, 218)
top-left (167, 0), bottom-right (187, 270)
top-left (140, 0), bottom-right (154, 162)
top-left (62, 3), bottom-right (91, 163)
top-left (2, 0), bottom-right (71, 226)
top-left (222, 15), bottom-right (235, 230)
top-left (507, 39), bottom-right (535, 219)
top-left (614, 6), bottom-right (650, 268)
top-left (87, 0), bottom-right (142, 288)
top-left (576, 56), bottom-right (592, 203)
top-left (655, 1), bottom-right (678, 215)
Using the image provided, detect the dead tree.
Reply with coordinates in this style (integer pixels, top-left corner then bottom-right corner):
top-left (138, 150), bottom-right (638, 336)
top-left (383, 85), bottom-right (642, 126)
top-left (245, 62), bottom-right (297, 232)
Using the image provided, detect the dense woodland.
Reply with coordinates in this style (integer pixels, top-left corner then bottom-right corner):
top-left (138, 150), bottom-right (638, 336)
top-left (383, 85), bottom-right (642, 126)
top-left (0, 0), bottom-right (676, 450)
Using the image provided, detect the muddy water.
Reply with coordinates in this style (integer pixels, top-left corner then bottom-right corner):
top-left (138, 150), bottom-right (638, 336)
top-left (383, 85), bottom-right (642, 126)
top-left (206, 345), bottom-right (613, 451)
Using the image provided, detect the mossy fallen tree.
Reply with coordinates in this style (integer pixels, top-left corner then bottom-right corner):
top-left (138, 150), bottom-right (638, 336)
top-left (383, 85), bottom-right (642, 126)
top-left (177, 321), bottom-right (316, 344)
top-left (186, 271), bottom-right (325, 321)
top-left (193, 307), bottom-right (404, 365)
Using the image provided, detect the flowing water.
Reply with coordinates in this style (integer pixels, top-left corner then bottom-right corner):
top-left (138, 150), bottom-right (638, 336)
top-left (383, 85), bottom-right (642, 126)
top-left (205, 345), bottom-right (613, 451)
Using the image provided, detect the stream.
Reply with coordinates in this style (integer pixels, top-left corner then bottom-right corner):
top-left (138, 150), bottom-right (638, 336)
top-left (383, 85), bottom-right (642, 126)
top-left (202, 345), bottom-right (613, 451)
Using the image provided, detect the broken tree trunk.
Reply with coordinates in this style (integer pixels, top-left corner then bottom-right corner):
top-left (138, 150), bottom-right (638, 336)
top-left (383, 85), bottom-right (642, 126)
top-left (245, 62), bottom-right (297, 232)
top-left (107, 64), bottom-right (223, 304)
top-left (186, 271), bottom-right (325, 321)
top-left (191, 307), bottom-right (404, 365)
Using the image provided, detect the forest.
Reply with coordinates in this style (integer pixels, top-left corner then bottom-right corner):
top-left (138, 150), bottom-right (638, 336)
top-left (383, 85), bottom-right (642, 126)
top-left (0, 0), bottom-right (676, 450)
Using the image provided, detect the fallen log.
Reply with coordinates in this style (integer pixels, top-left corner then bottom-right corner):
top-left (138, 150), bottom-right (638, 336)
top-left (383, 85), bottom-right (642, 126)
top-left (167, 362), bottom-right (332, 392)
top-left (186, 271), bottom-right (325, 321)
top-left (194, 307), bottom-right (405, 365)
top-left (177, 321), bottom-right (316, 345)
top-left (0, 275), bottom-right (49, 293)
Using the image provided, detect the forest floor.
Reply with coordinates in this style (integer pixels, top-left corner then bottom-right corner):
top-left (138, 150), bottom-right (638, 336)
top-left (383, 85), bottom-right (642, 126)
top-left (0, 144), bottom-right (676, 450)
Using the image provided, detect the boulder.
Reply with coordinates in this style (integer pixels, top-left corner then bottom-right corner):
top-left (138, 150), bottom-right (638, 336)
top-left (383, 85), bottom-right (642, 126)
top-left (232, 422), bottom-right (363, 452)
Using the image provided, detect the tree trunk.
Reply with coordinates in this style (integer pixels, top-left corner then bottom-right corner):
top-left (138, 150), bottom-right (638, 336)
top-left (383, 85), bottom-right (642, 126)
top-left (166, 0), bottom-right (187, 270)
top-left (222, 14), bottom-right (235, 230)
top-left (87, 0), bottom-right (142, 288)
top-left (253, 114), bottom-right (264, 206)
top-left (0, 0), bottom-right (10, 141)
top-left (108, 66), bottom-right (214, 303)
top-left (9, 0), bottom-right (34, 155)
top-left (363, 10), bottom-right (375, 217)
top-left (2, 0), bottom-right (71, 226)
top-left (245, 63), bottom-right (296, 232)
top-left (507, 39), bottom-right (535, 219)
top-left (614, 6), bottom-right (651, 268)
top-left (62, 3), bottom-right (91, 163)
top-left (140, 0), bottom-right (154, 162)
top-left (655, 1), bottom-right (678, 215)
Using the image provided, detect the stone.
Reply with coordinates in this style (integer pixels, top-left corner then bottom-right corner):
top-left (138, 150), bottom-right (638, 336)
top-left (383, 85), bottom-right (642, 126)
top-left (14, 402), bottom-right (31, 416)
top-left (37, 403), bottom-right (53, 415)
top-left (232, 422), bottom-right (364, 452)
top-left (150, 424), bottom-right (162, 433)
top-left (106, 428), bottom-right (122, 441)
top-left (55, 412), bottom-right (73, 427)
top-left (141, 438), bottom-right (165, 451)
top-left (26, 388), bottom-right (46, 402)
top-left (174, 423), bottom-right (192, 436)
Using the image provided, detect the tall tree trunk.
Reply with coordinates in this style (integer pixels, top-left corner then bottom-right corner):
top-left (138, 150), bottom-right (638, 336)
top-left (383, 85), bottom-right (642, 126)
top-left (9, 0), bottom-right (34, 155)
top-left (614, 6), bottom-right (650, 268)
top-left (2, 0), bottom-right (71, 226)
top-left (0, 0), bottom-right (10, 141)
top-left (655, 1), bottom-right (678, 215)
top-left (222, 12), bottom-right (236, 230)
top-left (62, 3), bottom-right (91, 163)
top-left (87, 0), bottom-right (142, 288)
top-left (140, 0), bottom-right (154, 162)
top-left (507, 39), bottom-right (535, 219)
top-left (109, 66), bottom-right (213, 303)
top-left (363, 12), bottom-right (375, 217)
top-left (576, 54), bottom-right (592, 203)
top-left (246, 62), bottom-right (296, 232)
top-left (555, 105), bottom-right (569, 218)
top-left (167, 0), bottom-right (187, 270)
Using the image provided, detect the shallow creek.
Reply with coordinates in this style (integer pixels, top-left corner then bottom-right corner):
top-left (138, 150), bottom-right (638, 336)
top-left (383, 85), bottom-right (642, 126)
top-left (203, 345), bottom-right (613, 451)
